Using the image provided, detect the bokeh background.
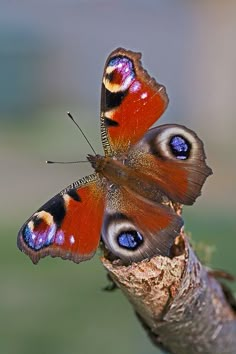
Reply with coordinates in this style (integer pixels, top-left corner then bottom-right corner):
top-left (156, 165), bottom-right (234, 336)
top-left (1, 1), bottom-right (236, 354)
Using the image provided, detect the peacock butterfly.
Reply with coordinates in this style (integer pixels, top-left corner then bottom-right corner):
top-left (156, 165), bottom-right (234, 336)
top-left (17, 48), bottom-right (212, 265)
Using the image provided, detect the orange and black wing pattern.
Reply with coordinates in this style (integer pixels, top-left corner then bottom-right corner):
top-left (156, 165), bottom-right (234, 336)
top-left (100, 48), bottom-right (168, 155)
top-left (17, 174), bottom-right (105, 264)
top-left (127, 125), bottom-right (212, 205)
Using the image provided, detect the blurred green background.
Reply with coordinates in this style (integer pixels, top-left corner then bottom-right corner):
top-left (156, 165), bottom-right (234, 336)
top-left (1, 1), bottom-right (236, 354)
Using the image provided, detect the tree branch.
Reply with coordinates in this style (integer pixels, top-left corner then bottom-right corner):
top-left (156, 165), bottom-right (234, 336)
top-left (101, 231), bottom-right (236, 354)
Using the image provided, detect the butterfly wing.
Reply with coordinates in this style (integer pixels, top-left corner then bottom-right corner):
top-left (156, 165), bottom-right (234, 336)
top-left (126, 124), bottom-right (213, 205)
top-left (17, 174), bottom-right (105, 264)
top-left (101, 186), bottom-right (183, 264)
top-left (100, 48), bottom-right (168, 156)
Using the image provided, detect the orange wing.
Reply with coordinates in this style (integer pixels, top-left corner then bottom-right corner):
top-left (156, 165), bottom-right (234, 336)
top-left (17, 174), bottom-right (105, 264)
top-left (100, 48), bottom-right (168, 155)
top-left (127, 124), bottom-right (212, 205)
top-left (102, 186), bottom-right (183, 264)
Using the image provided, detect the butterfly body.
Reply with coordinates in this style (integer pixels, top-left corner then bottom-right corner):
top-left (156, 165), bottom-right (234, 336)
top-left (17, 48), bottom-right (212, 265)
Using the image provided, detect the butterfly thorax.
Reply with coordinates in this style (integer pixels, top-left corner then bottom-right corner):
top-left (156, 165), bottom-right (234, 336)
top-left (87, 153), bottom-right (166, 204)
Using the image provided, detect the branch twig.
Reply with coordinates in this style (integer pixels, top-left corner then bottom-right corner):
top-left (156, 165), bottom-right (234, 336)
top-left (102, 232), bottom-right (236, 354)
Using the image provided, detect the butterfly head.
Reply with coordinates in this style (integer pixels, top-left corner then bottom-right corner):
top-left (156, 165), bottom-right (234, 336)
top-left (87, 154), bottom-right (105, 172)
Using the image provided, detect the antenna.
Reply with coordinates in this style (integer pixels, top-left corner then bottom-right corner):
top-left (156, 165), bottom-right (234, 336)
top-left (46, 160), bottom-right (89, 164)
top-left (67, 112), bottom-right (97, 155)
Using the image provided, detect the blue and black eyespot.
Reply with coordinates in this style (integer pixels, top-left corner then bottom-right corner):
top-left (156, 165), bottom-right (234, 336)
top-left (169, 135), bottom-right (191, 160)
top-left (102, 214), bottom-right (145, 261)
top-left (22, 214), bottom-right (56, 251)
top-left (117, 230), bottom-right (144, 250)
top-left (107, 55), bottom-right (135, 83)
top-left (108, 55), bottom-right (134, 70)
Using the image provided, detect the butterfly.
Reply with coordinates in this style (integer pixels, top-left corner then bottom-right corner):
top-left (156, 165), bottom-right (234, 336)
top-left (17, 48), bottom-right (212, 265)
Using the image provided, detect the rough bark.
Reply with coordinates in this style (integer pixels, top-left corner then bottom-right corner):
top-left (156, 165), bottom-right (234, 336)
top-left (101, 231), bottom-right (236, 354)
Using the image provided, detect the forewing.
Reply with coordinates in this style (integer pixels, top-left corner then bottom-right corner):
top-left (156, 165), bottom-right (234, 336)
top-left (17, 174), bottom-right (105, 264)
top-left (101, 48), bottom-right (168, 156)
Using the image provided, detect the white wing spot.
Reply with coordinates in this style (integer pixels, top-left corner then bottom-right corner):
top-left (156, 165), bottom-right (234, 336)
top-left (141, 92), bottom-right (148, 99)
top-left (70, 235), bottom-right (75, 244)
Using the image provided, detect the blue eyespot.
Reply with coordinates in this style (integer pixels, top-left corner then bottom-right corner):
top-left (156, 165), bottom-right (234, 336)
top-left (117, 230), bottom-right (143, 250)
top-left (108, 56), bottom-right (135, 80)
top-left (169, 135), bottom-right (191, 160)
top-left (23, 222), bottom-right (56, 251)
top-left (109, 56), bottom-right (131, 68)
